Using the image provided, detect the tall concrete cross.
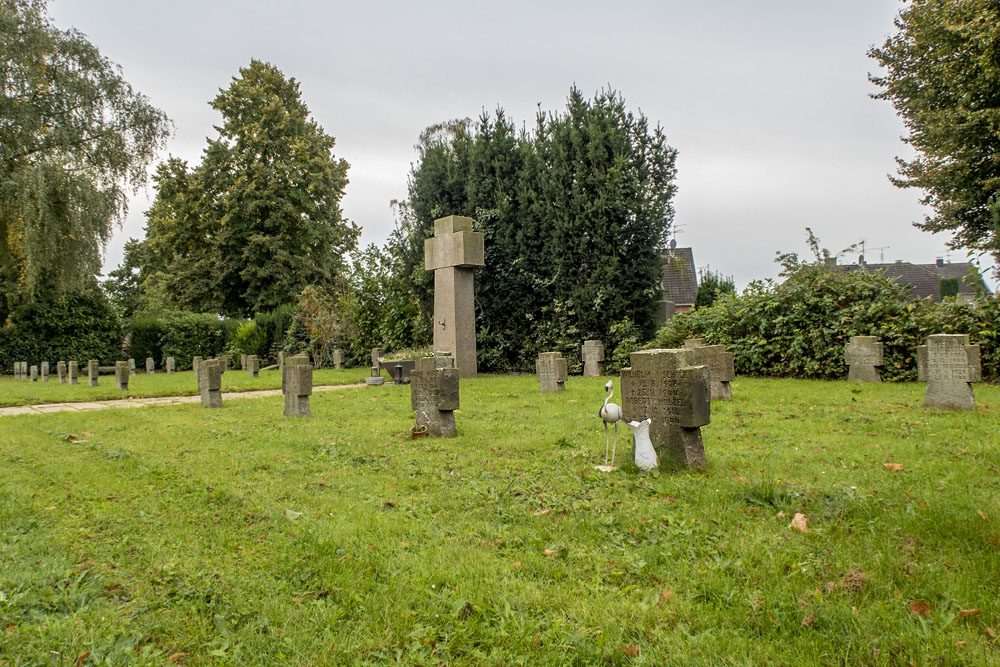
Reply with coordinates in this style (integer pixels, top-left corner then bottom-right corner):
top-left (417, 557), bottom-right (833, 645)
top-left (424, 215), bottom-right (485, 378)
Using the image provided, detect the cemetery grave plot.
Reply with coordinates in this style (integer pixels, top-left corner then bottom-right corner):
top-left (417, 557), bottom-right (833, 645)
top-left (1, 375), bottom-right (998, 664)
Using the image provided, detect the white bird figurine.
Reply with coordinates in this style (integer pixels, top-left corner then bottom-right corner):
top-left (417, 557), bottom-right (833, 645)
top-left (596, 379), bottom-right (623, 471)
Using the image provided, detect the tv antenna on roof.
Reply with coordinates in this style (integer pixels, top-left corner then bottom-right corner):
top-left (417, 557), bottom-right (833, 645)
top-left (859, 240), bottom-right (890, 263)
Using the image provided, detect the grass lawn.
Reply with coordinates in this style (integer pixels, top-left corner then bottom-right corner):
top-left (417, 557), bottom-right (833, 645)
top-left (0, 369), bottom-right (370, 407)
top-left (1, 376), bottom-right (998, 665)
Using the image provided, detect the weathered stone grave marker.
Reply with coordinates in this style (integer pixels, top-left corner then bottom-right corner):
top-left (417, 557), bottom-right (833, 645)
top-left (12, 362), bottom-right (19, 380)
top-left (621, 348), bottom-right (711, 469)
top-left (582, 340), bottom-right (605, 377)
top-left (410, 355), bottom-right (459, 437)
top-left (682, 339), bottom-right (735, 400)
top-left (115, 361), bottom-right (129, 391)
top-left (536, 352), bottom-right (568, 393)
top-left (282, 354), bottom-right (312, 417)
top-left (166, 357), bottom-right (175, 374)
top-left (198, 359), bottom-right (222, 408)
top-left (424, 215), bottom-right (485, 378)
top-left (29, 365), bottom-right (38, 382)
top-left (246, 355), bottom-right (259, 377)
top-left (333, 348), bottom-right (344, 369)
top-left (68, 361), bottom-right (79, 385)
top-left (87, 360), bottom-right (98, 386)
top-left (57, 361), bottom-right (66, 383)
top-left (240, 354), bottom-right (247, 371)
top-left (146, 358), bottom-right (155, 376)
top-left (192, 356), bottom-right (203, 378)
top-left (916, 334), bottom-right (980, 410)
top-left (20, 361), bottom-right (27, 380)
top-left (40, 361), bottom-right (49, 382)
top-left (845, 336), bottom-right (883, 382)
top-left (128, 358), bottom-right (136, 376)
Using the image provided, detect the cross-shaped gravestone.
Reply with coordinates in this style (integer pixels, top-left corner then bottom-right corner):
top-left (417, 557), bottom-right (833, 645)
top-left (682, 339), bottom-right (735, 401)
top-left (410, 355), bottom-right (460, 437)
top-left (282, 354), bottom-right (312, 417)
top-left (536, 352), bottom-right (568, 393)
top-left (68, 361), bottom-right (79, 385)
top-left (115, 361), bottom-right (129, 391)
top-left (582, 340), bottom-right (605, 377)
top-left (916, 334), bottom-right (980, 410)
top-left (218, 356), bottom-right (229, 373)
top-left (333, 349), bottom-right (344, 369)
top-left (29, 365), bottom-right (38, 382)
top-left (845, 336), bottom-right (883, 382)
top-left (166, 357), bottom-right (175, 374)
top-left (128, 358), bottom-right (136, 376)
top-left (146, 358), bottom-right (155, 376)
top-left (57, 361), bottom-right (66, 383)
top-left (87, 360), bottom-right (98, 387)
top-left (246, 355), bottom-right (260, 377)
top-left (40, 361), bottom-right (49, 382)
top-left (424, 215), bottom-right (485, 378)
top-left (621, 348), bottom-right (711, 469)
top-left (198, 358), bottom-right (222, 408)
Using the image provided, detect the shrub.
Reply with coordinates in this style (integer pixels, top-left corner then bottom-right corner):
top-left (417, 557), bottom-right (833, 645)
top-left (158, 312), bottom-right (228, 370)
top-left (253, 305), bottom-right (294, 364)
top-left (128, 314), bottom-right (167, 366)
top-left (229, 321), bottom-right (268, 359)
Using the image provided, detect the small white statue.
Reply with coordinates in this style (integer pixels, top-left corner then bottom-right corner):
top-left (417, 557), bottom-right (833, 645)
top-left (628, 418), bottom-right (658, 471)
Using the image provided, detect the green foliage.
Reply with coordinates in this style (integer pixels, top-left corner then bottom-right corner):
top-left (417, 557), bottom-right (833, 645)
top-left (122, 311), bottom-right (230, 371)
top-left (127, 314), bottom-right (167, 366)
top-left (695, 269), bottom-right (736, 308)
top-left (940, 277), bottom-right (960, 298)
top-left (605, 317), bottom-right (641, 373)
top-left (391, 87), bottom-right (678, 371)
top-left (651, 263), bottom-right (1000, 382)
top-left (869, 0), bottom-right (1000, 259)
top-left (128, 60), bottom-right (359, 317)
top-left (0, 287), bottom-right (122, 368)
top-left (229, 320), bottom-right (268, 360)
top-left (0, 0), bottom-right (169, 321)
top-left (252, 305), bottom-right (294, 363)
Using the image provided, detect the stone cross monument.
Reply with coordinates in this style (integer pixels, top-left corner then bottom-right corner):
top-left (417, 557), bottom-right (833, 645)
top-left (621, 348), bottom-right (711, 469)
top-left (682, 339), bottom-right (735, 400)
top-left (68, 361), bottom-right (79, 385)
top-left (128, 358), bottom-right (136, 376)
top-left (917, 334), bottom-right (980, 410)
top-left (40, 361), bottom-right (49, 382)
top-left (87, 360), bottom-right (99, 387)
top-left (166, 357), bottom-right (175, 374)
top-left (410, 355), bottom-right (460, 437)
top-left (198, 358), bottom-right (222, 408)
top-left (13, 362), bottom-right (19, 380)
top-left (333, 349), bottom-right (344, 369)
top-left (424, 215), bottom-right (485, 378)
top-left (146, 358), bottom-right (155, 376)
top-left (581, 340), bottom-right (605, 377)
top-left (536, 352), bottom-right (568, 393)
top-left (115, 361), bottom-right (129, 391)
top-left (29, 365), bottom-right (38, 381)
top-left (282, 354), bottom-right (313, 417)
top-left (247, 355), bottom-right (260, 377)
top-left (57, 361), bottom-right (66, 383)
top-left (845, 336), bottom-right (883, 382)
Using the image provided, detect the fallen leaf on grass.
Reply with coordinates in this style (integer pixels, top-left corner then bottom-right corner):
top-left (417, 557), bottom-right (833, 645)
top-left (909, 601), bottom-right (933, 618)
top-left (620, 645), bottom-right (640, 657)
top-left (543, 549), bottom-right (557, 557)
top-left (986, 627), bottom-right (997, 639)
top-left (955, 641), bottom-right (966, 647)
top-left (165, 653), bottom-right (190, 663)
top-left (511, 561), bottom-right (522, 569)
top-left (978, 510), bottom-right (989, 522)
top-left (884, 463), bottom-right (904, 472)
top-left (284, 509), bottom-right (302, 521)
top-left (658, 589), bottom-right (675, 605)
top-left (959, 609), bottom-right (982, 619)
top-left (801, 616), bottom-right (815, 627)
top-left (4, 626), bottom-right (14, 633)
top-left (732, 473), bottom-right (747, 483)
top-left (789, 513), bottom-right (809, 533)
top-left (74, 652), bottom-right (90, 666)
top-left (533, 509), bottom-right (551, 516)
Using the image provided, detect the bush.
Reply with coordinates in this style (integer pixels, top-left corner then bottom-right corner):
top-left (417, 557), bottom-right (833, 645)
top-left (253, 306), bottom-right (294, 364)
top-left (128, 314), bottom-right (167, 366)
top-left (650, 265), bottom-right (1000, 382)
top-left (158, 312), bottom-right (228, 369)
top-left (229, 321), bottom-right (268, 360)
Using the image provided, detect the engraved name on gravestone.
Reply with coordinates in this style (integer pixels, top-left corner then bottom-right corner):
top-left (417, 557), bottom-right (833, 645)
top-left (536, 352), bottom-right (568, 393)
top-left (282, 354), bottom-right (312, 417)
top-left (410, 355), bottom-right (460, 437)
top-left (146, 358), bottom-right (155, 376)
top-left (582, 340), bottom-right (605, 377)
top-left (917, 334), bottom-right (980, 410)
top-left (57, 361), bottom-right (66, 383)
top-left (682, 339), bottom-right (735, 401)
top-left (198, 359), bottom-right (222, 408)
top-left (333, 348), bottom-right (344, 369)
top-left (621, 348), bottom-right (711, 469)
top-left (87, 360), bottom-right (98, 386)
top-left (68, 361), bottom-right (79, 385)
top-left (845, 336), bottom-right (883, 382)
top-left (247, 355), bottom-right (260, 377)
top-left (166, 357), bottom-right (175, 374)
top-left (40, 361), bottom-right (49, 382)
top-left (115, 361), bottom-right (129, 391)
top-left (424, 215), bottom-right (485, 378)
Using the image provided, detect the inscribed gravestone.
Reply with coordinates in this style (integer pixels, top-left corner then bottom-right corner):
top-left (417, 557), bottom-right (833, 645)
top-left (582, 340), bottom-right (605, 377)
top-left (199, 359), bottom-right (222, 408)
top-left (845, 336), bottom-right (883, 382)
top-left (146, 358), bottom-right (155, 376)
top-left (682, 339), bottom-right (735, 401)
top-left (57, 361), bottom-right (66, 383)
top-left (166, 357), bottom-right (175, 374)
top-left (282, 354), bottom-right (312, 417)
top-left (40, 361), bottom-right (49, 382)
top-left (29, 365), bottom-right (38, 382)
top-left (247, 355), bottom-right (259, 377)
top-left (536, 352), bottom-right (568, 393)
top-left (115, 361), bottom-right (129, 391)
top-left (87, 360), bottom-right (99, 386)
top-left (128, 358), bottom-right (136, 376)
top-left (917, 334), bottom-right (980, 410)
top-left (68, 361), bottom-right (79, 385)
top-left (410, 355), bottom-right (459, 437)
top-left (621, 348), bottom-right (711, 469)
top-left (424, 215), bottom-right (485, 378)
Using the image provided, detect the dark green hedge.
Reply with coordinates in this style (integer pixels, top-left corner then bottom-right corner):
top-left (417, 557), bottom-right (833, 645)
top-left (650, 266), bottom-right (1000, 382)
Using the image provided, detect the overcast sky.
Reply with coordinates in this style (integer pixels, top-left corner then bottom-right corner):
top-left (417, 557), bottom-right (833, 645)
top-left (48, 0), bottom-right (998, 290)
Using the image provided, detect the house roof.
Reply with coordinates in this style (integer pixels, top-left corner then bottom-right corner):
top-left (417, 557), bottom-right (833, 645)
top-left (840, 260), bottom-right (990, 301)
top-left (660, 247), bottom-right (698, 306)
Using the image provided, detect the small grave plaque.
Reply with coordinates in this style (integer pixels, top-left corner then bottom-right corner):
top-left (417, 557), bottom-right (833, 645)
top-left (128, 358), bottom-right (136, 376)
top-left (247, 355), bottom-right (259, 377)
top-left (29, 365), bottom-right (38, 382)
top-left (282, 354), bottom-right (312, 417)
top-left (410, 355), bottom-right (459, 437)
top-left (146, 357), bottom-right (155, 376)
top-left (917, 334), bottom-right (980, 410)
top-left (333, 348), bottom-right (344, 369)
top-left (115, 361), bottom-right (129, 391)
top-left (682, 339), bottom-right (735, 400)
top-left (582, 340), bottom-right (605, 377)
top-left (166, 357), bottom-right (175, 374)
top-left (621, 348), bottom-right (711, 469)
top-left (87, 360), bottom-right (98, 387)
top-left (536, 352), bottom-right (568, 393)
top-left (40, 361), bottom-right (49, 382)
top-left (57, 361), bottom-right (66, 383)
top-left (845, 336), bottom-right (883, 382)
top-left (68, 361), bottom-right (79, 385)
top-left (198, 359), bottom-right (222, 408)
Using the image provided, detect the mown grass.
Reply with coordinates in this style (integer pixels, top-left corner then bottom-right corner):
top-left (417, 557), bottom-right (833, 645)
top-left (0, 369), bottom-right (369, 407)
top-left (0, 376), bottom-right (998, 665)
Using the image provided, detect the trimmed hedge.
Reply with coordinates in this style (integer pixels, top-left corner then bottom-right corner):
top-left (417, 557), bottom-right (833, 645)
top-left (650, 265), bottom-right (1000, 382)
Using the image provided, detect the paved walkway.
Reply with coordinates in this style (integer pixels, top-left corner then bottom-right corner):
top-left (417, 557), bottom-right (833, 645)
top-left (0, 383), bottom-right (364, 417)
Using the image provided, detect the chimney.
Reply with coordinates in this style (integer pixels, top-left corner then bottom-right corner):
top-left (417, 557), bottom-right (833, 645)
top-left (936, 258), bottom-right (944, 267)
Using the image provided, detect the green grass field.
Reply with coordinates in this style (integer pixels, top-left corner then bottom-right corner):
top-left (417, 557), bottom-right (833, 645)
top-left (0, 369), bottom-right (369, 407)
top-left (1, 376), bottom-right (998, 665)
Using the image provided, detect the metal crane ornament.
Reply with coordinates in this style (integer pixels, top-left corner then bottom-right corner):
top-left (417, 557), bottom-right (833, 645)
top-left (596, 379), bottom-right (623, 471)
